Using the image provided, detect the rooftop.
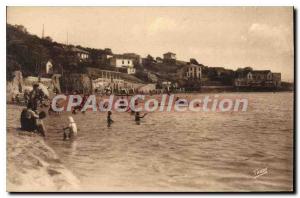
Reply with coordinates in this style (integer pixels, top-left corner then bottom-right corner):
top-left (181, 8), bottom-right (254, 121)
top-left (163, 52), bottom-right (176, 55)
top-left (71, 47), bottom-right (89, 54)
top-left (252, 70), bottom-right (271, 74)
top-left (112, 54), bottom-right (134, 60)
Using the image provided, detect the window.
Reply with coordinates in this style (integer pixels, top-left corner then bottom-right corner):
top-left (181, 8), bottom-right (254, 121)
top-left (267, 73), bottom-right (272, 80)
top-left (128, 61), bottom-right (130, 64)
top-left (122, 60), bottom-right (124, 64)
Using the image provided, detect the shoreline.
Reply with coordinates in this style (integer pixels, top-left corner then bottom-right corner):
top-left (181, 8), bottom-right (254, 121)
top-left (7, 105), bottom-right (80, 192)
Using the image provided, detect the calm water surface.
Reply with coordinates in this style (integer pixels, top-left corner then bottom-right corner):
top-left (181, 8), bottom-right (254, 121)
top-left (44, 92), bottom-right (293, 191)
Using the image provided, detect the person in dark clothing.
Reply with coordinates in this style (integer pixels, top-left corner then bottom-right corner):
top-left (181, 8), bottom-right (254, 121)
top-left (20, 108), bottom-right (37, 131)
top-left (135, 112), bottom-right (148, 122)
top-left (107, 111), bottom-right (114, 127)
top-left (20, 102), bottom-right (46, 136)
top-left (21, 102), bottom-right (37, 131)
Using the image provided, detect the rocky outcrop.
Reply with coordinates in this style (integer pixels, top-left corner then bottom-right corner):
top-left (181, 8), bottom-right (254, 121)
top-left (6, 71), bottom-right (24, 102)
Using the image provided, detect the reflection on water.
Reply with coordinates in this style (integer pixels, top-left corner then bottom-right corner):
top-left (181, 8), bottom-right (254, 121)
top-left (44, 92), bottom-right (293, 191)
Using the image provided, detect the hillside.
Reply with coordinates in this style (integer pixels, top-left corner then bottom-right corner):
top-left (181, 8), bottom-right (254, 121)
top-left (7, 24), bottom-right (113, 80)
top-left (7, 23), bottom-right (187, 84)
top-left (8, 23), bottom-right (287, 90)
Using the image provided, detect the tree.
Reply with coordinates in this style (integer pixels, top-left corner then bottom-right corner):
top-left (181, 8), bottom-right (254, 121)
top-left (146, 54), bottom-right (154, 62)
top-left (143, 54), bottom-right (155, 67)
top-left (190, 58), bottom-right (199, 65)
top-left (44, 36), bottom-right (53, 42)
top-left (14, 25), bottom-right (27, 33)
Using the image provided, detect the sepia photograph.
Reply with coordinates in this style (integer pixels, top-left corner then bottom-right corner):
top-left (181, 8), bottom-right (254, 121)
top-left (6, 6), bottom-right (294, 192)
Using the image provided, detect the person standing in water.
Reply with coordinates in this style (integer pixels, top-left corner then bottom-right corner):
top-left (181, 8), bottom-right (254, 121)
top-left (135, 112), bottom-right (148, 125)
top-left (63, 116), bottom-right (78, 140)
top-left (107, 111), bottom-right (114, 127)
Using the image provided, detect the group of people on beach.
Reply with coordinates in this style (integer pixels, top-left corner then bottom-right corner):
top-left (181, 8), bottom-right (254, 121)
top-left (20, 84), bottom-right (47, 136)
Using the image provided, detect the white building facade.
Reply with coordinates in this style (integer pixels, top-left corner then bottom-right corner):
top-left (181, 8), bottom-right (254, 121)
top-left (109, 57), bottom-right (136, 74)
top-left (163, 52), bottom-right (176, 60)
top-left (186, 65), bottom-right (201, 79)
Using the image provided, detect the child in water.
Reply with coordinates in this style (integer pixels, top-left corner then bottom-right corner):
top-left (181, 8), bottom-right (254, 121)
top-left (107, 111), bottom-right (114, 127)
top-left (135, 112), bottom-right (148, 122)
top-left (63, 116), bottom-right (78, 140)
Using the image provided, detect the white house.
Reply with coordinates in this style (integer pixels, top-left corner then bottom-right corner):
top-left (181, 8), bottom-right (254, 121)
top-left (252, 70), bottom-right (272, 82)
top-left (163, 52), bottom-right (176, 60)
top-left (109, 55), bottom-right (136, 74)
top-left (177, 64), bottom-right (202, 80)
top-left (234, 69), bottom-right (276, 88)
top-left (186, 64), bottom-right (202, 79)
top-left (110, 57), bottom-right (133, 68)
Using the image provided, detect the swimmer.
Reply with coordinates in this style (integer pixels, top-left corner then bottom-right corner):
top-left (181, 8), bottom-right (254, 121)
top-left (135, 112), bottom-right (148, 122)
top-left (63, 116), bottom-right (78, 140)
top-left (107, 111), bottom-right (114, 127)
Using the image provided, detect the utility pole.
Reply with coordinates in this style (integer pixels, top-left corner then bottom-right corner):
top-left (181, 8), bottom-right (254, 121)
top-left (66, 31), bottom-right (69, 45)
top-left (42, 24), bottom-right (44, 39)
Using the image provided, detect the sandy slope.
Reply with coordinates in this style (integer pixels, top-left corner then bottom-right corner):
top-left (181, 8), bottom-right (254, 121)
top-left (7, 125), bottom-right (80, 192)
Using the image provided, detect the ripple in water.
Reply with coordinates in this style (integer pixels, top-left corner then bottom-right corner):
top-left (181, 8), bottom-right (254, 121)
top-left (44, 92), bottom-right (293, 191)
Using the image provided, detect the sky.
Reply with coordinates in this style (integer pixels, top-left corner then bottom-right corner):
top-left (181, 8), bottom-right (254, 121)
top-left (7, 7), bottom-right (294, 81)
